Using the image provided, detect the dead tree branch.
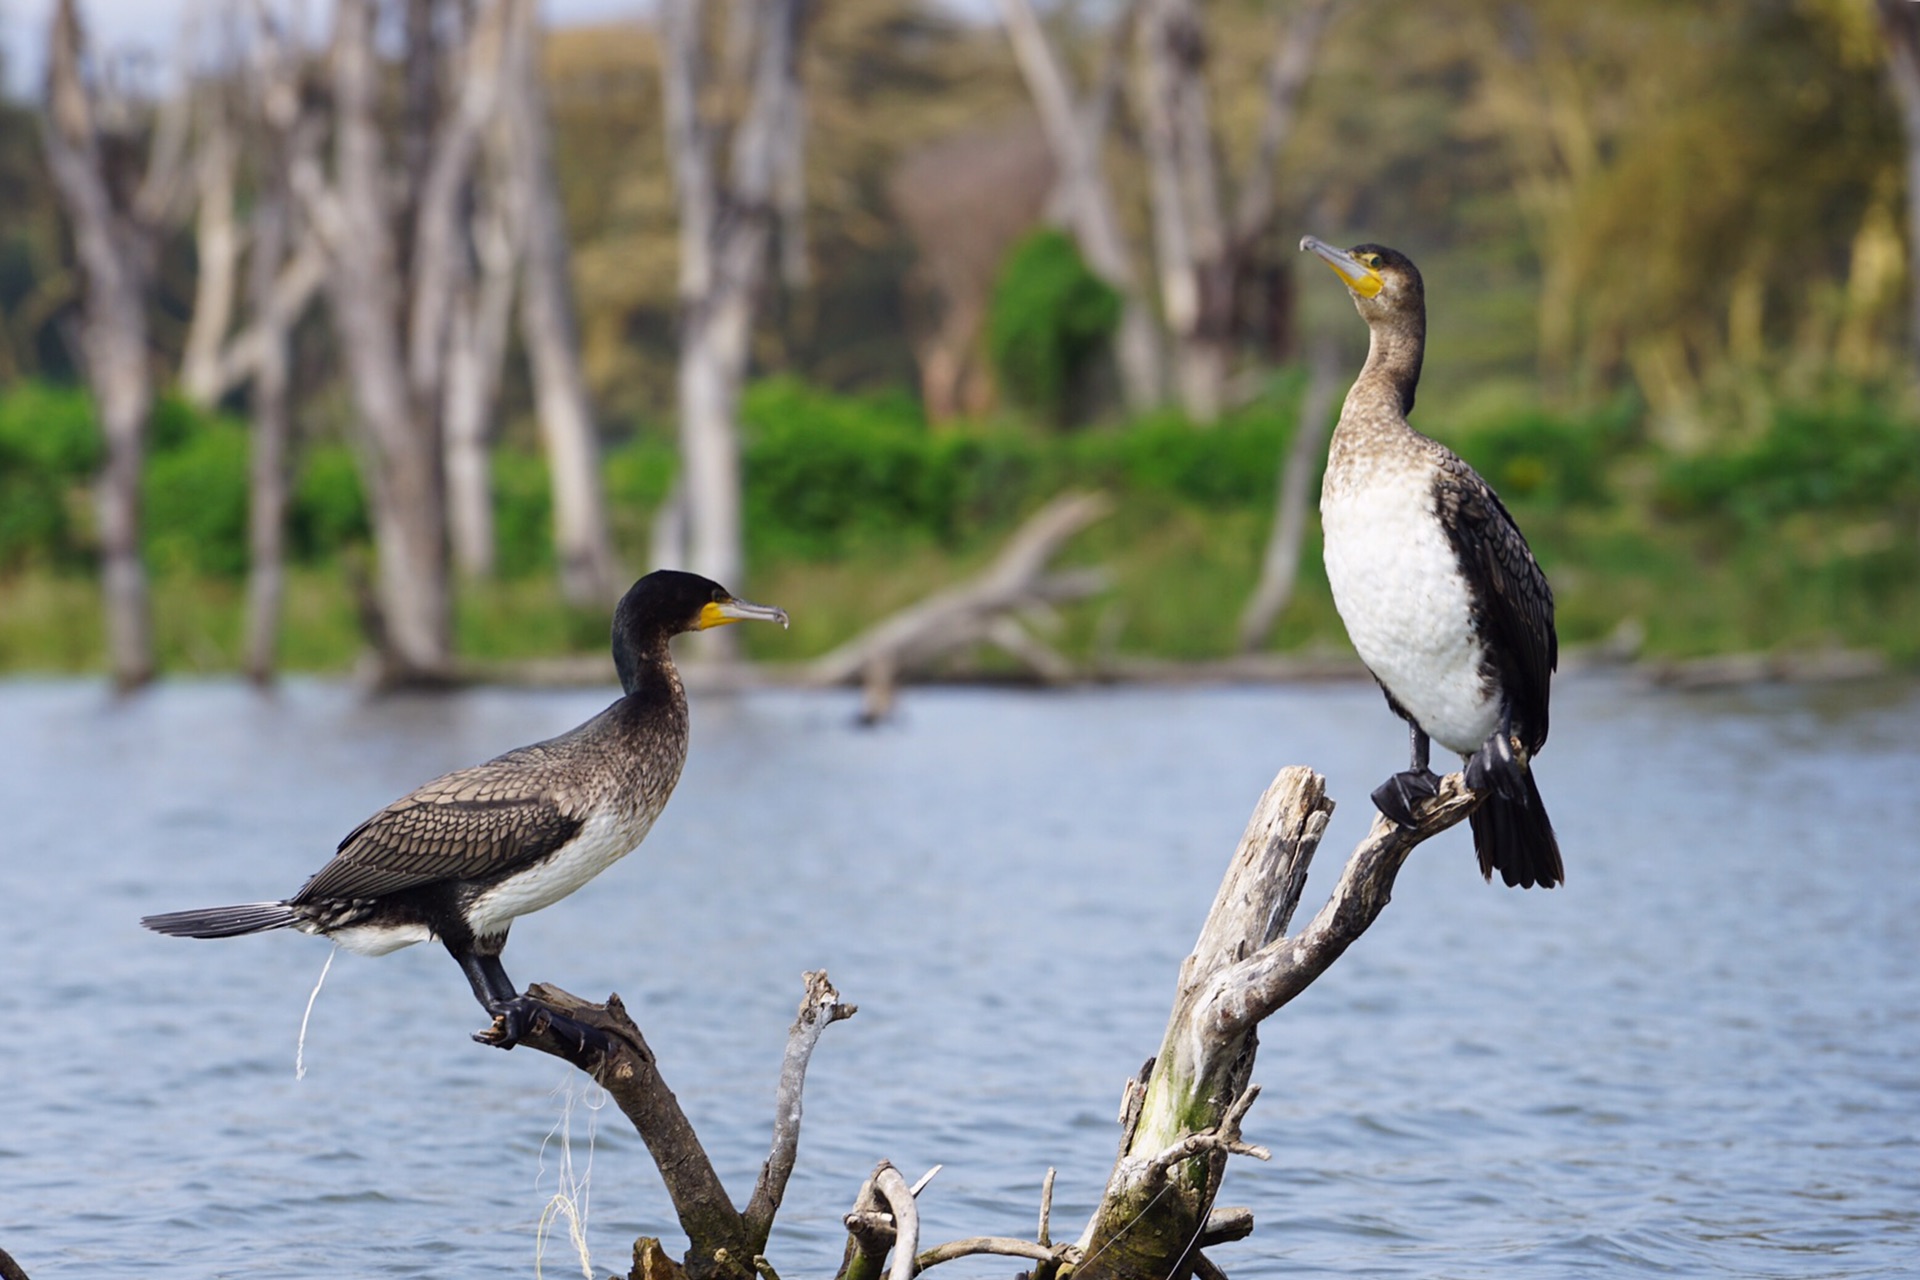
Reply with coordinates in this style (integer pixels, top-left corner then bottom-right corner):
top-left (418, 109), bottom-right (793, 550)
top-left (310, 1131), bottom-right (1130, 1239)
top-left (745, 971), bottom-right (858, 1240)
top-left (496, 973), bottom-right (853, 1280)
top-left (42, 0), bottom-right (170, 690)
top-left (999, 0), bottom-right (1163, 409)
top-left (1237, 332), bottom-right (1340, 651)
top-left (1070, 766), bottom-right (1481, 1280)
top-left (806, 492), bottom-right (1113, 718)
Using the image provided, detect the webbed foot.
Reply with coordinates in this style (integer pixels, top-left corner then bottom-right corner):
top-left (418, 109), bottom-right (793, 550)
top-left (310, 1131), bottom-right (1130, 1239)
top-left (1372, 767), bottom-right (1441, 829)
top-left (1465, 730), bottom-right (1526, 804)
top-left (476, 994), bottom-right (613, 1058)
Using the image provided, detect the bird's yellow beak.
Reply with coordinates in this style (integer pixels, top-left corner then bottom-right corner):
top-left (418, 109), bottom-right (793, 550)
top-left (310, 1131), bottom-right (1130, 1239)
top-left (1300, 235), bottom-right (1384, 299)
top-left (698, 597), bottom-right (790, 630)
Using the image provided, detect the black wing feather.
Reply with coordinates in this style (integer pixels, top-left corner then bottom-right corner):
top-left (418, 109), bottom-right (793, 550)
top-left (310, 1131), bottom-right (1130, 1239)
top-left (292, 749), bottom-right (586, 904)
top-left (1432, 454), bottom-right (1557, 752)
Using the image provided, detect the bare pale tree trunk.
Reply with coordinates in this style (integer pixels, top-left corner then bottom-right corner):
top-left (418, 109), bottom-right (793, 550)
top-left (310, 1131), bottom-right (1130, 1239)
top-left (1000, 0), bottom-right (1164, 411)
top-left (1135, 0), bottom-right (1228, 422)
top-left (41, 0), bottom-right (176, 691)
top-left (442, 186), bottom-right (514, 582)
top-left (1876, 0), bottom-right (1920, 367)
top-left (503, 0), bottom-right (619, 605)
top-left (299, 0), bottom-right (514, 683)
top-left (1237, 333), bottom-right (1337, 651)
top-left (244, 184), bottom-right (293, 685)
top-left (659, 0), bottom-right (815, 626)
top-left (180, 109), bottom-right (239, 406)
top-left (322, 0), bottom-right (452, 679)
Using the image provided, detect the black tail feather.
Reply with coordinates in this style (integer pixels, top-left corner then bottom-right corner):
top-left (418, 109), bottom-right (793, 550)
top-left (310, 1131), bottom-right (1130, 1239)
top-left (141, 902), bottom-right (299, 939)
top-left (1470, 768), bottom-right (1563, 889)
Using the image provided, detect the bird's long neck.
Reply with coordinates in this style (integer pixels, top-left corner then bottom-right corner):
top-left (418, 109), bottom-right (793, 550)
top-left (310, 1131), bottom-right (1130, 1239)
top-left (614, 632), bottom-right (679, 701)
top-left (1341, 310), bottom-right (1425, 430)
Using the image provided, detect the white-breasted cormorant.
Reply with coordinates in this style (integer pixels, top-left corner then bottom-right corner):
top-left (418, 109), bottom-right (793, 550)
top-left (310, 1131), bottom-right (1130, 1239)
top-left (142, 570), bottom-right (791, 1046)
top-left (1301, 235), bottom-right (1563, 889)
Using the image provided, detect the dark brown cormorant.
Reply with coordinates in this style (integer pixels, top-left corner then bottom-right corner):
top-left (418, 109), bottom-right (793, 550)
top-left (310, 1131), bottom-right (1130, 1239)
top-left (1300, 235), bottom-right (1563, 889)
top-left (142, 570), bottom-right (790, 1046)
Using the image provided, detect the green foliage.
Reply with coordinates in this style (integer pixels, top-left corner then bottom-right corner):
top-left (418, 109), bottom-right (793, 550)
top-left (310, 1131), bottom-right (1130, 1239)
top-left (491, 451), bottom-right (556, 578)
top-left (734, 380), bottom-right (1294, 561)
top-left (143, 405), bottom-right (250, 576)
top-left (742, 378), bottom-right (940, 555)
top-left (289, 445), bottom-right (371, 562)
top-left (1065, 410), bottom-right (1292, 507)
top-left (1446, 398), bottom-right (1637, 508)
top-left (1658, 396), bottom-right (1920, 527)
top-left (0, 382), bottom-right (99, 569)
top-left (987, 229), bottom-right (1121, 423)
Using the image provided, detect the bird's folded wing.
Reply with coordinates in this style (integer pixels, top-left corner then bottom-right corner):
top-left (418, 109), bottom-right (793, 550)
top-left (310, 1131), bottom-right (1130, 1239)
top-left (1434, 455), bottom-right (1557, 747)
top-left (291, 762), bottom-right (586, 903)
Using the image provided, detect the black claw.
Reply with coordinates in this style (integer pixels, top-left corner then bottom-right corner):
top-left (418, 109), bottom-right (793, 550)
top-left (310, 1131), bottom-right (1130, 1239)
top-left (475, 995), bottom-right (612, 1058)
top-left (1372, 768), bottom-right (1441, 829)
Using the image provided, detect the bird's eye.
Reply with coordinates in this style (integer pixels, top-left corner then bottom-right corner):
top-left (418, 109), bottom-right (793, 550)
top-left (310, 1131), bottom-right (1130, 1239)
top-left (711, 588), bottom-right (727, 602)
top-left (1362, 253), bottom-right (1382, 269)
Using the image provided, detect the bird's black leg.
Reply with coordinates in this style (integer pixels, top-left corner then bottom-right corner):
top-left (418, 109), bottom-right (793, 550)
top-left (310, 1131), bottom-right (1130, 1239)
top-left (448, 942), bottom-right (611, 1057)
top-left (1372, 722), bottom-right (1441, 829)
top-left (1465, 704), bottom-right (1527, 805)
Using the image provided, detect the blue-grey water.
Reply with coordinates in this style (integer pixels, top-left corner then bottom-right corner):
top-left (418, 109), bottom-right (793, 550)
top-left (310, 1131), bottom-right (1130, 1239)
top-left (1, 674), bottom-right (1916, 1278)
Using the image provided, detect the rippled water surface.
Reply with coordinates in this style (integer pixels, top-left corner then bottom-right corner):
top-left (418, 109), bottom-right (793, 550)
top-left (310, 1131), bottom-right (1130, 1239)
top-left (2, 674), bottom-right (1917, 1278)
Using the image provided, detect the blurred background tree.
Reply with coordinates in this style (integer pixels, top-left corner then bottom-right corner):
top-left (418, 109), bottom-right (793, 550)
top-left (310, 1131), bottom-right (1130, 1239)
top-left (1, 0), bottom-right (1916, 678)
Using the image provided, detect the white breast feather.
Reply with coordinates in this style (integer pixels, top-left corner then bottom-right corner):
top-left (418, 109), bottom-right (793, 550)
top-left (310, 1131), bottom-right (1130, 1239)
top-left (465, 807), bottom-right (655, 937)
top-left (1323, 465), bottom-right (1500, 755)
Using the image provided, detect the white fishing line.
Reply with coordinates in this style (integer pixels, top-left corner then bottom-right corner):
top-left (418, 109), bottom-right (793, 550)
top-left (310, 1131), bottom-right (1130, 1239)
top-left (536, 1076), bottom-right (604, 1279)
top-left (294, 945), bottom-right (337, 1081)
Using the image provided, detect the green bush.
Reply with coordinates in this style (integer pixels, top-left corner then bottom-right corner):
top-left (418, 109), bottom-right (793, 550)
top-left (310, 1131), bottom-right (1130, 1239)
top-left (0, 382), bottom-right (99, 569)
top-left (1446, 398), bottom-right (1635, 508)
top-left (987, 229), bottom-right (1121, 424)
top-left (1658, 397), bottom-right (1920, 526)
top-left (491, 451), bottom-right (555, 578)
top-left (1067, 408), bottom-right (1292, 507)
top-left (741, 378), bottom-right (945, 556)
top-left (289, 444), bottom-right (370, 562)
top-left (143, 408), bottom-right (250, 576)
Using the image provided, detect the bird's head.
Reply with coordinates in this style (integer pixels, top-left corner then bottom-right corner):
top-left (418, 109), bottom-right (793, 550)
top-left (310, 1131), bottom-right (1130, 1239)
top-left (612, 570), bottom-right (789, 688)
top-left (1299, 236), bottom-right (1425, 326)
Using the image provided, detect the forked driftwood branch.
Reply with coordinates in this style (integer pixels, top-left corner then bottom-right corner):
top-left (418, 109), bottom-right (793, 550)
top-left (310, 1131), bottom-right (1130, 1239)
top-left (498, 972), bottom-right (854, 1280)
top-left (807, 492), bottom-right (1113, 721)
top-left (830, 767), bottom-right (1483, 1280)
top-left (498, 768), bottom-right (1481, 1280)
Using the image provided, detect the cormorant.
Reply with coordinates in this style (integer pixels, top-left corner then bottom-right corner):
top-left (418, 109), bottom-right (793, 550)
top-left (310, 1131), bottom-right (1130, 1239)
top-left (1300, 235), bottom-right (1563, 889)
top-left (142, 570), bottom-right (791, 1046)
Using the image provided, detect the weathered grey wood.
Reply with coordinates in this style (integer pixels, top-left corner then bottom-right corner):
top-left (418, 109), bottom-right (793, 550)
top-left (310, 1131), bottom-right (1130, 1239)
top-left (1229, 0), bottom-right (1336, 254)
top-left (42, 0), bottom-right (165, 691)
top-left (240, 7), bottom-right (324, 684)
top-left (501, 973), bottom-right (852, 1280)
top-left (441, 175), bottom-right (514, 582)
top-left (1072, 767), bottom-right (1482, 1280)
top-left (243, 152), bottom-right (293, 685)
top-left (503, 0), bottom-right (619, 605)
top-left (744, 972), bottom-right (857, 1242)
top-left (999, 0), bottom-right (1163, 410)
top-left (180, 100), bottom-right (239, 407)
top-left (1877, 0), bottom-right (1920, 367)
top-left (1135, 0), bottom-right (1229, 422)
top-left (321, 0), bottom-right (451, 681)
top-left (1238, 333), bottom-right (1340, 651)
top-left (661, 0), bottom-right (814, 627)
top-left (805, 492), bottom-right (1113, 708)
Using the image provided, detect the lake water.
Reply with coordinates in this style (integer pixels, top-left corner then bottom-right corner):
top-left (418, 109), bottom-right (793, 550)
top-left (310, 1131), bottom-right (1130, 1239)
top-left (1, 674), bottom-right (1916, 1278)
